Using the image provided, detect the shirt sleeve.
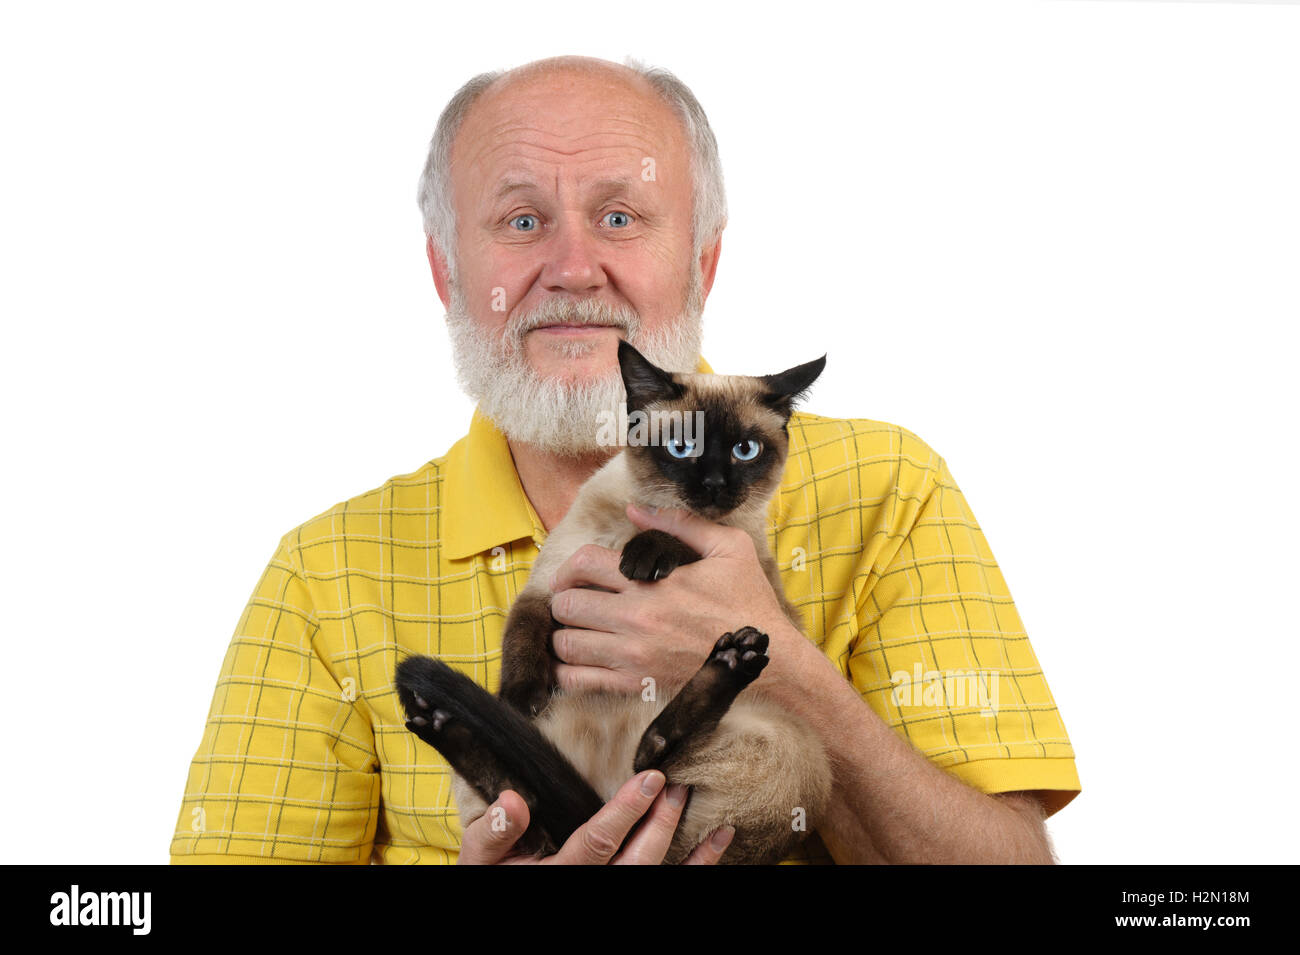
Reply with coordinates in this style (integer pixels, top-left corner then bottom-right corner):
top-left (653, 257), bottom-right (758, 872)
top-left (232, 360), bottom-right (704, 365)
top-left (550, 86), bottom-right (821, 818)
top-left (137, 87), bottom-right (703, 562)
top-left (170, 533), bottom-right (381, 863)
top-left (846, 445), bottom-right (1081, 817)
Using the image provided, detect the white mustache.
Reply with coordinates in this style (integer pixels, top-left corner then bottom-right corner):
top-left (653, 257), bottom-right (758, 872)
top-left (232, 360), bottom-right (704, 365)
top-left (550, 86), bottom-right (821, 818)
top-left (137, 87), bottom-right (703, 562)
top-left (510, 299), bottom-right (641, 338)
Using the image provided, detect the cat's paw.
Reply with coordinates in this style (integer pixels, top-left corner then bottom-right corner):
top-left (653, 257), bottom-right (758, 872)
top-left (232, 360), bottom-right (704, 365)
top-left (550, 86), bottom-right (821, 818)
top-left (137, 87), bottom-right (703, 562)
top-left (499, 674), bottom-right (554, 719)
top-left (619, 529), bottom-right (700, 582)
top-left (393, 661), bottom-right (457, 745)
top-left (403, 693), bottom-right (456, 748)
top-left (707, 626), bottom-right (770, 686)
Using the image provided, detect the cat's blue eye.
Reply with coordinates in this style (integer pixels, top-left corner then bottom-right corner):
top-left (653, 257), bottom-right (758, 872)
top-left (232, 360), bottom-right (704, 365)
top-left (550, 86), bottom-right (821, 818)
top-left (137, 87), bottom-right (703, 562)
top-left (602, 211), bottom-right (632, 228)
top-left (509, 214), bottom-right (539, 231)
top-left (733, 440), bottom-right (761, 461)
top-left (665, 439), bottom-right (697, 459)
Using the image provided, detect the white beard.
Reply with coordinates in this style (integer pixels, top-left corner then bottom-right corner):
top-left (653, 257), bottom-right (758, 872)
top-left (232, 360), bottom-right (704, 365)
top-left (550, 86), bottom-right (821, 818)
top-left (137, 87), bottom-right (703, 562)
top-left (443, 276), bottom-right (704, 457)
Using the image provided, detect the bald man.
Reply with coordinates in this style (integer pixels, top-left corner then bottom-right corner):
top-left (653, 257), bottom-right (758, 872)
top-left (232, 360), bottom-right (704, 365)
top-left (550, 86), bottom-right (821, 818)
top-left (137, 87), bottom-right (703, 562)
top-left (171, 56), bottom-right (1078, 865)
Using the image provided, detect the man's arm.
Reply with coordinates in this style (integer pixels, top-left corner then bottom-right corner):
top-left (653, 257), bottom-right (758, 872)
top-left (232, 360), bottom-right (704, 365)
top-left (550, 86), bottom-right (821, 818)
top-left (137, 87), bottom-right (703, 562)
top-left (170, 533), bottom-right (380, 864)
top-left (764, 620), bottom-right (1056, 864)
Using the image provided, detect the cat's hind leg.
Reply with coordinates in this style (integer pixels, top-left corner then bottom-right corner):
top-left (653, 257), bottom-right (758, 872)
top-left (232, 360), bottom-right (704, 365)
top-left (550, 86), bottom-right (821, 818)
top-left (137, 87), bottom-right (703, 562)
top-left (628, 628), bottom-right (833, 865)
top-left (632, 626), bottom-right (770, 775)
top-left (394, 654), bottom-right (604, 855)
top-left (663, 700), bottom-right (832, 864)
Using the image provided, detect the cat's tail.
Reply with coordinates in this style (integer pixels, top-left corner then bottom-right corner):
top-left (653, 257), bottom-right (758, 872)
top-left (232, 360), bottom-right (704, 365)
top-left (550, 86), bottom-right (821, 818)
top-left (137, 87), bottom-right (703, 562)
top-left (394, 654), bottom-right (604, 855)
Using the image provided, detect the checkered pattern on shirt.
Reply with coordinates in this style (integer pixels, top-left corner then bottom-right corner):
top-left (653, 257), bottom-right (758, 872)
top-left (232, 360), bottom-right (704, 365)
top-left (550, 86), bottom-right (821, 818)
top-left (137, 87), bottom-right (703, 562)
top-left (170, 411), bottom-right (1078, 864)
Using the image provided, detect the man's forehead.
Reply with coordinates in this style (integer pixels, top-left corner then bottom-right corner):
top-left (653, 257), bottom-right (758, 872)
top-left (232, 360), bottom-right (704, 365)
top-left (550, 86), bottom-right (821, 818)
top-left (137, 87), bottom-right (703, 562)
top-left (451, 67), bottom-right (686, 185)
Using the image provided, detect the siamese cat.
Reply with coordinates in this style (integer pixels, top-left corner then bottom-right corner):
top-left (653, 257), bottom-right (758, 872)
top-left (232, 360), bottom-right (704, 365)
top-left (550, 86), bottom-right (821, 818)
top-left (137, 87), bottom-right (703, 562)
top-left (395, 341), bottom-right (833, 864)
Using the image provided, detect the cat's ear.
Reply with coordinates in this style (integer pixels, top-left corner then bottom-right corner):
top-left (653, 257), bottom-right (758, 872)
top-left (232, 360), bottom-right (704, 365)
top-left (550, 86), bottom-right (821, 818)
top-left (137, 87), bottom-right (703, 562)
top-left (759, 355), bottom-right (826, 419)
top-left (619, 339), bottom-right (685, 411)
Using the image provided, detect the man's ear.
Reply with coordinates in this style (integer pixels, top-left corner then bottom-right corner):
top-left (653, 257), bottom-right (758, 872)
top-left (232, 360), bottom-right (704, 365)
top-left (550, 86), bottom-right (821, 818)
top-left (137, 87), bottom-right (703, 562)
top-left (698, 234), bottom-right (722, 298)
top-left (426, 235), bottom-right (451, 309)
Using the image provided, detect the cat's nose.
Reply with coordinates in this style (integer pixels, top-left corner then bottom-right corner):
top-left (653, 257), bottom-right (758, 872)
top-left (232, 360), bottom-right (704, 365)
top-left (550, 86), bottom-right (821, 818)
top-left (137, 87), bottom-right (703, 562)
top-left (702, 473), bottom-right (726, 492)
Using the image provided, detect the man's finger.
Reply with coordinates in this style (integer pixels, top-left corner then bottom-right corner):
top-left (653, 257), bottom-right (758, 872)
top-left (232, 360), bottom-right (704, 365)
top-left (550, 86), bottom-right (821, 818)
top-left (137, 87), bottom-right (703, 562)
top-left (548, 770), bottom-right (666, 865)
top-left (681, 825), bottom-right (736, 865)
top-left (613, 783), bottom-right (690, 865)
top-left (553, 660), bottom-right (638, 696)
top-left (457, 790), bottom-right (531, 865)
top-left (548, 544), bottom-right (628, 594)
top-left (550, 586), bottom-right (626, 634)
top-left (550, 624), bottom-right (628, 669)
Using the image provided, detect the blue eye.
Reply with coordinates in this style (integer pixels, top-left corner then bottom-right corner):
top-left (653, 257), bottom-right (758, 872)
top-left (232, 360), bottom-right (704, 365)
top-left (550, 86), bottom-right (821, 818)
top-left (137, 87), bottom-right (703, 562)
top-left (602, 211), bottom-right (632, 228)
top-left (665, 439), bottom-right (697, 459)
top-left (509, 214), bottom-right (539, 231)
top-left (733, 440), bottom-right (761, 461)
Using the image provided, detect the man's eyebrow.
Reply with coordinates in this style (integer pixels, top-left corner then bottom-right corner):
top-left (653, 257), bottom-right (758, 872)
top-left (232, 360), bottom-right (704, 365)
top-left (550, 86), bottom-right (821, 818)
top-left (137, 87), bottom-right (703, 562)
top-left (587, 177), bottom-right (636, 201)
top-left (491, 176), bottom-right (640, 202)
top-left (493, 178), bottom-right (539, 200)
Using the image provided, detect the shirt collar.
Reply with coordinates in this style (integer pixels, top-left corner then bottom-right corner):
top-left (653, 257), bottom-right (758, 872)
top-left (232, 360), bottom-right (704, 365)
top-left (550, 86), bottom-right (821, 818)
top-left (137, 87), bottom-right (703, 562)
top-left (442, 355), bottom-right (715, 561)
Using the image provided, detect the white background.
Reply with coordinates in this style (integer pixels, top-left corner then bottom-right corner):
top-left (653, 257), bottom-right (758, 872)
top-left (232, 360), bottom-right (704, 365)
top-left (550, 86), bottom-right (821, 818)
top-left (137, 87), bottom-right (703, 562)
top-left (2, 0), bottom-right (1296, 864)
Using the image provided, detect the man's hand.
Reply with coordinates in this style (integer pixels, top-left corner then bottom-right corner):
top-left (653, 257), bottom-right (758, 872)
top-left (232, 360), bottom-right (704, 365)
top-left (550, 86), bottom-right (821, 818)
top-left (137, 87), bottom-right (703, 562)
top-left (548, 504), bottom-right (808, 698)
top-left (456, 770), bottom-right (735, 865)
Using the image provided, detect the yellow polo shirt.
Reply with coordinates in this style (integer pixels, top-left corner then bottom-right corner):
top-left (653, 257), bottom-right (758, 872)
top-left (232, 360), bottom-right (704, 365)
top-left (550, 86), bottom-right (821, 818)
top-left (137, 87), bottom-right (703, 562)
top-left (170, 396), bottom-right (1080, 864)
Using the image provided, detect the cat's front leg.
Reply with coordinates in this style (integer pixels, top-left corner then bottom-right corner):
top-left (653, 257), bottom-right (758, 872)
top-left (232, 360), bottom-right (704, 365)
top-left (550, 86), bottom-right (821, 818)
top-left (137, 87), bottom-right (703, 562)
top-left (619, 529), bottom-right (700, 582)
top-left (499, 588), bottom-right (559, 717)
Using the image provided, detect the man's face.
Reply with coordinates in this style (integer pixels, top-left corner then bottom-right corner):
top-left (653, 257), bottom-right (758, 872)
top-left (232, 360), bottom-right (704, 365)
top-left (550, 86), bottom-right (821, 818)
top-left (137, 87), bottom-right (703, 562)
top-left (431, 65), bottom-right (718, 454)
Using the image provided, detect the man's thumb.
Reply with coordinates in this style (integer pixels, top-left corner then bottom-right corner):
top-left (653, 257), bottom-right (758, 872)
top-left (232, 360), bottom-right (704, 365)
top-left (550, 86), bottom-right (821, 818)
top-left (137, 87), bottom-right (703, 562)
top-left (460, 791), bottom-right (529, 864)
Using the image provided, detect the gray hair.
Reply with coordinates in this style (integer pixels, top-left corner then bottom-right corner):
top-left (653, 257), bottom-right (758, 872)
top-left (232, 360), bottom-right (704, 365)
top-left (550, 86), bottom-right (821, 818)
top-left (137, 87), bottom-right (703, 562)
top-left (415, 57), bottom-right (727, 274)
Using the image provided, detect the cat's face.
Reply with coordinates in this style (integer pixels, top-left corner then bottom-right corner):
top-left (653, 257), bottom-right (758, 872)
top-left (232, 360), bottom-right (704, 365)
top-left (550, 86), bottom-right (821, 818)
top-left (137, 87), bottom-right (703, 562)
top-left (617, 341), bottom-right (826, 522)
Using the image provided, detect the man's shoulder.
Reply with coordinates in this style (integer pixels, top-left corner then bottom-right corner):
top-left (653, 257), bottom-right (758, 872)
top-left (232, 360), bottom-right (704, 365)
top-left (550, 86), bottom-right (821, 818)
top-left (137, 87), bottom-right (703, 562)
top-left (784, 410), bottom-right (945, 495)
top-left (275, 454), bottom-right (448, 572)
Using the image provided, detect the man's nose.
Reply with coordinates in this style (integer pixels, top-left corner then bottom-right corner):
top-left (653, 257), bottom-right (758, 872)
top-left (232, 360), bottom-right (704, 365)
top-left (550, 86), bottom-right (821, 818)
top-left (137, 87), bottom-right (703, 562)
top-left (539, 219), bottom-right (606, 295)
